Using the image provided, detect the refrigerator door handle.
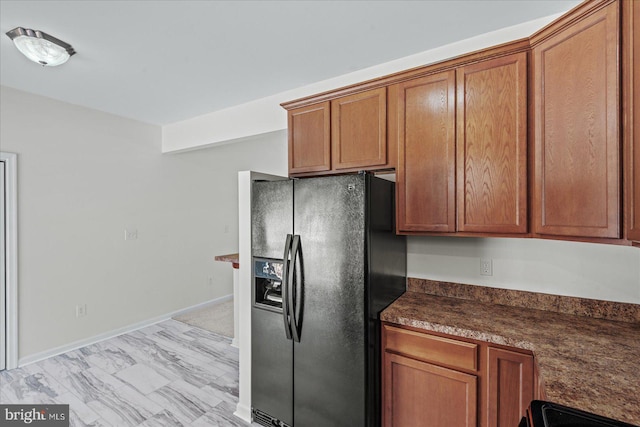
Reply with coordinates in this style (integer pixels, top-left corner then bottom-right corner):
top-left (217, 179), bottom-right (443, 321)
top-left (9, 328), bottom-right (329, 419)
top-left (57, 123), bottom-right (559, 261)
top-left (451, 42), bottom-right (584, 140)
top-left (282, 234), bottom-right (293, 340)
top-left (289, 235), bottom-right (303, 343)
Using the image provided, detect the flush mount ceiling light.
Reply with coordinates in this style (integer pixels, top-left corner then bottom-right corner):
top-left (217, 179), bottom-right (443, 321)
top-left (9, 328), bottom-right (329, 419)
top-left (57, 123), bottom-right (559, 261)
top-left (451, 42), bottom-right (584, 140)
top-left (6, 27), bottom-right (76, 66)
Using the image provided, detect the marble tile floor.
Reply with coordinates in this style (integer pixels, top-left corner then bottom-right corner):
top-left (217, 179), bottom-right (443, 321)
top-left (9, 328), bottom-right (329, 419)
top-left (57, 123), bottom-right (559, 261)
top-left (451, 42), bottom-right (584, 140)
top-left (0, 319), bottom-right (260, 427)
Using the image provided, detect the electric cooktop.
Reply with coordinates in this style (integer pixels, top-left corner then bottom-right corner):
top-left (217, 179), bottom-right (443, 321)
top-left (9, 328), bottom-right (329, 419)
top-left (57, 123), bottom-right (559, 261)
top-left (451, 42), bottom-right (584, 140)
top-left (523, 401), bottom-right (638, 427)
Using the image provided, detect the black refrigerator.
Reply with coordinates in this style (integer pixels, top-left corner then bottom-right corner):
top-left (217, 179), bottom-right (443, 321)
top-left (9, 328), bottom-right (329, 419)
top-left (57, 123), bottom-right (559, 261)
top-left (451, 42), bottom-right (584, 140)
top-left (251, 173), bottom-right (406, 427)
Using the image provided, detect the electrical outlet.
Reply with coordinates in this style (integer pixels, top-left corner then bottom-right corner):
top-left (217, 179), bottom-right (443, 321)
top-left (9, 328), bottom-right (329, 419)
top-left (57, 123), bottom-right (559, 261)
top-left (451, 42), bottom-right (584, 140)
top-left (125, 229), bottom-right (138, 241)
top-left (75, 304), bottom-right (87, 318)
top-left (480, 259), bottom-right (493, 276)
top-left (208, 276), bottom-right (214, 286)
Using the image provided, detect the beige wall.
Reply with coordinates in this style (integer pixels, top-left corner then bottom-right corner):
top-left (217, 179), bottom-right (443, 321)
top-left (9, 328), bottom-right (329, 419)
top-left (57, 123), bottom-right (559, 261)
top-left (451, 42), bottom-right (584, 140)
top-left (0, 86), bottom-right (287, 361)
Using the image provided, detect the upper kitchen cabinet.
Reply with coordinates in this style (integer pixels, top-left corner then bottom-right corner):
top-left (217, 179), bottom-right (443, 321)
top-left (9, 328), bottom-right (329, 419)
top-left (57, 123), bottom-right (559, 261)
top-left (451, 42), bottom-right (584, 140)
top-left (394, 71), bottom-right (456, 233)
top-left (283, 0), bottom-right (636, 246)
top-left (456, 52), bottom-right (528, 234)
top-left (287, 102), bottom-right (331, 175)
top-left (532, 0), bottom-right (621, 239)
top-left (394, 52), bottom-right (527, 235)
top-left (331, 87), bottom-right (388, 170)
top-left (624, 0), bottom-right (640, 244)
top-left (283, 87), bottom-right (394, 177)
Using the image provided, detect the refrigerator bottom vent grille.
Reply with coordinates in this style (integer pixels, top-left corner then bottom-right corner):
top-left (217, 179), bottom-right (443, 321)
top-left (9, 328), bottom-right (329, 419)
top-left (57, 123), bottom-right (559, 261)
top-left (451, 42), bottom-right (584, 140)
top-left (252, 408), bottom-right (290, 427)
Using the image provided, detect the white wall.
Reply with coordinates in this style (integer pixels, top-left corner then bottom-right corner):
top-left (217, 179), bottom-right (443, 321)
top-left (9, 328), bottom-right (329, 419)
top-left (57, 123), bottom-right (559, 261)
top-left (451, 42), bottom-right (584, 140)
top-left (408, 236), bottom-right (640, 304)
top-left (0, 86), bottom-right (287, 361)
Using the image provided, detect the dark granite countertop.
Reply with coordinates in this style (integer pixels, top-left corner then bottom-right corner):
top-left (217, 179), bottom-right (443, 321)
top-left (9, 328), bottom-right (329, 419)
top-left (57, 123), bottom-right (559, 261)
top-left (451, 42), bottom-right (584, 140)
top-left (381, 290), bottom-right (640, 425)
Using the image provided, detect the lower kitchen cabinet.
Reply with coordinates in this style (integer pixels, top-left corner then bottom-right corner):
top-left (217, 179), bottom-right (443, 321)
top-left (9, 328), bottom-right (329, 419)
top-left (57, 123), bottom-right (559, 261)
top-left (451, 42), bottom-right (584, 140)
top-left (384, 352), bottom-right (477, 427)
top-left (382, 323), bottom-right (535, 427)
top-left (487, 347), bottom-right (534, 427)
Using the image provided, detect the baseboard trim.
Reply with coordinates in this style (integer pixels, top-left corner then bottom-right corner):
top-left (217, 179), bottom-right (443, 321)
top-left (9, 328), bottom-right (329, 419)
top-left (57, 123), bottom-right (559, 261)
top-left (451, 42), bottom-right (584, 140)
top-left (173, 293), bottom-right (232, 315)
top-left (234, 403), bottom-right (252, 424)
top-left (18, 294), bottom-right (233, 368)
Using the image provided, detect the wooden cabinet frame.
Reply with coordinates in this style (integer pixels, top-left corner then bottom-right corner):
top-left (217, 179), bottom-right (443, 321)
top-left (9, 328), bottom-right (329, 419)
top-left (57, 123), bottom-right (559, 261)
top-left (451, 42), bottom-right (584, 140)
top-left (331, 87), bottom-right (387, 170)
top-left (394, 71), bottom-right (456, 233)
top-left (382, 323), bottom-right (536, 427)
top-left (532, 0), bottom-right (620, 239)
top-left (287, 102), bottom-right (331, 174)
top-left (486, 347), bottom-right (534, 427)
top-left (457, 53), bottom-right (528, 234)
top-left (384, 352), bottom-right (478, 427)
top-left (394, 52), bottom-right (528, 236)
top-left (624, 0), bottom-right (640, 243)
top-left (286, 88), bottom-right (394, 177)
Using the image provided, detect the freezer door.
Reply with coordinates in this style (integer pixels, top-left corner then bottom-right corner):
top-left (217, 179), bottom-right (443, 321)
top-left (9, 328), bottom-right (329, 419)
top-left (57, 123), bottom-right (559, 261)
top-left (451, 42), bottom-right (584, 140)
top-left (252, 179), bottom-right (293, 259)
top-left (252, 306), bottom-right (293, 426)
top-left (251, 179), bottom-right (294, 426)
top-left (293, 174), bottom-right (367, 427)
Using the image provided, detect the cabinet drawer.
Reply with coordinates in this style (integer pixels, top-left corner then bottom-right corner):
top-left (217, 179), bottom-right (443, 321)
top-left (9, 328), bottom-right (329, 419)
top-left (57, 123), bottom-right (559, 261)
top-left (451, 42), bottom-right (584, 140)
top-left (383, 324), bottom-right (478, 371)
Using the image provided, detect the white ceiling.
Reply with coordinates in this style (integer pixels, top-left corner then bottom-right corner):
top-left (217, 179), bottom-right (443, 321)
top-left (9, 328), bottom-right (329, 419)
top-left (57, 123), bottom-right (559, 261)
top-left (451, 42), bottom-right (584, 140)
top-left (0, 0), bottom-right (582, 126)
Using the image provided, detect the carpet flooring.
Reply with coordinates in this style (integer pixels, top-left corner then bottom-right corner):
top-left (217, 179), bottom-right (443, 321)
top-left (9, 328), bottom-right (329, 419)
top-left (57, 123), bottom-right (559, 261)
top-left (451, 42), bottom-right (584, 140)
top-left (173, 300), bottom-right (234, 339)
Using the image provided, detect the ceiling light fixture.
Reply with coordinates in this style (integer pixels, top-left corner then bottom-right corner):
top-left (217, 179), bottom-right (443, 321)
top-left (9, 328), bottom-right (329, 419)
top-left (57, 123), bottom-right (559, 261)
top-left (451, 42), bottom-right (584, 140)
top-left (5, 27), bottom-right (76, 67)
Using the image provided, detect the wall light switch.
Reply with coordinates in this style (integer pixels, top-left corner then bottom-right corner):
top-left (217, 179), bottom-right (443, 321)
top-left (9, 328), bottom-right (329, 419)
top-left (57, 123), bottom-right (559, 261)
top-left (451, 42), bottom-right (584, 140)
top-left (125, 229), bottom-right (138, 240)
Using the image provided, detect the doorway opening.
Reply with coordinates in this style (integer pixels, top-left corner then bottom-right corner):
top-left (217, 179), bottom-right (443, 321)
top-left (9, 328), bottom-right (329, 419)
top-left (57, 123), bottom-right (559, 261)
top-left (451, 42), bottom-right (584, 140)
top-left (1, 152), bottom-right (18, 370)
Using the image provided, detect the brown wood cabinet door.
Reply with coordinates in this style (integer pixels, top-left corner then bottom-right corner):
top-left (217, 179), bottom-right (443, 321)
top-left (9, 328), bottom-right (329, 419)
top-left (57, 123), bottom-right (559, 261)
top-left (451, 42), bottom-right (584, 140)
top-left (288, 102), bottom-right (331, 175)
top-left (487, 347), bottom-right (534, 427)
top-left (384, 352), bottom-right (477, 427)
top-left (533, 2), bottom-right (620, 238)
top-left (456, 52), bottom-right (528, 234)
top-left (331, 88), bottom-right (387, 170)
top-left (625, 0), bottom-right (640, 242)
top-left (394, 71), bottom-right (456, 233)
